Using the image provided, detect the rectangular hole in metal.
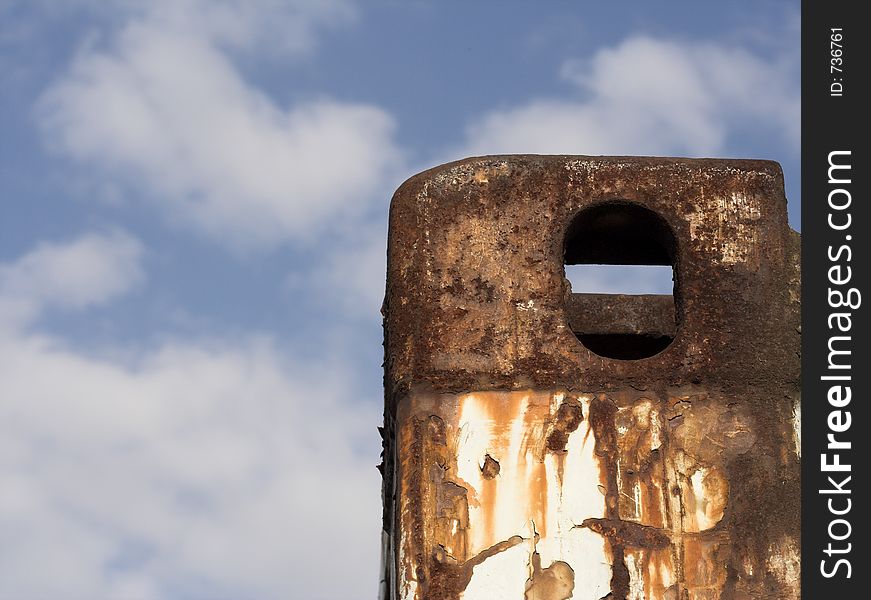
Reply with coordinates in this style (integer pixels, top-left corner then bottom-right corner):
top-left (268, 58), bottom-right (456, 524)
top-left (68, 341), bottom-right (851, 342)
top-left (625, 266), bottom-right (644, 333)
top-left (564, 203), bottom-right (678, 360)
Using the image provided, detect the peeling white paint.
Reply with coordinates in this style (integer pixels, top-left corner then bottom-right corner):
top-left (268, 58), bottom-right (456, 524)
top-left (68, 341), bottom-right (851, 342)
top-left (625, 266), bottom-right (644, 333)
top-left (460, 539), bottom-right (533, 600)
top-left (398, 537), bottom-right (417, 600)
top-left (625, 551), bottom-right (645, 600)
top-left (766, 537), bottom-right (801, 598)
top-left (625, 548), bottom-right (677, 600)
top-left (688, 468), bottom-right (726, 531)
top-left (668, 459), bottom-right (728, 534)
top-left (616, 399), bottom-right (667, 525)
top-left (792, 396), bottom-right (801, 458)
top-left (454, 393), bottom-right (611, 598)
top-left (538, 399), bottom-right (610, 595)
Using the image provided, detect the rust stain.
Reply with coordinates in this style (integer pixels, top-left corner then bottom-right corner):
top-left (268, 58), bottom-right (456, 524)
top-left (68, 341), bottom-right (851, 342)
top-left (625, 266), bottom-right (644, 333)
top-left (480, 454), bottom-right (500, 479)
top-left (545, 397), bottom-right (584, 453)
top-left (525, 552), bottom-right (575, 600)
top-left (578, 518), bottom-right (671, 549)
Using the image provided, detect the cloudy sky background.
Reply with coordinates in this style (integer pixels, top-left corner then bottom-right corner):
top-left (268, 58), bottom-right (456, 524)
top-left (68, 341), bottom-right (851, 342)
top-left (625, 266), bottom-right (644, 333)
top-left (0, 1), bottom-right (799, 599)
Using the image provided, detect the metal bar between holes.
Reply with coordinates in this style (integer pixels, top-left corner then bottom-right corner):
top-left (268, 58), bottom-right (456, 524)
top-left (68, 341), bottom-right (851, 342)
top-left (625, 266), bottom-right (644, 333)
top-left (566, 293), bottom-right (676, 337)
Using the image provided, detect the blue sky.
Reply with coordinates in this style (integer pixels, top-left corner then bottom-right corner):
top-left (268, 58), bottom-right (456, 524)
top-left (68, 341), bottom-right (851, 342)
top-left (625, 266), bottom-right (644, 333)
top-left (0, 1), bottom-right (799, 599)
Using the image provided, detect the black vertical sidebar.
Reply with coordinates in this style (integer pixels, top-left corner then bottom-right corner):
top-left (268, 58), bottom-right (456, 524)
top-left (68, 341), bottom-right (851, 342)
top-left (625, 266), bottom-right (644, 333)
top-left (802, 1), bottom-right (869, 595)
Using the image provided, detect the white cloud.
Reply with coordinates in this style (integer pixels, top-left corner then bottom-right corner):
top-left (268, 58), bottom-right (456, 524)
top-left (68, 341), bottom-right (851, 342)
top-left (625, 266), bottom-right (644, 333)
top-left (0, 233), bottom-right (382, 600)
top-left (119, 0), bottom-right (356, 57)
top-left (0, 229), bottom-right (144, 327)
top-left (0, 331), bottom-right (382, 600)
top-left (460, 35), bottom-right (799, 157)
top-left (38, 0), bottom-right (401, 249)
top-left (14, 0), bottom-right (355, 56)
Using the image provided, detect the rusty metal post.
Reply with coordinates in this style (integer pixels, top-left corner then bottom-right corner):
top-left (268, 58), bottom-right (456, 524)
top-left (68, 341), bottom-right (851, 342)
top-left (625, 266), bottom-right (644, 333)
top-left (380, 156), bottom-right (800, 600)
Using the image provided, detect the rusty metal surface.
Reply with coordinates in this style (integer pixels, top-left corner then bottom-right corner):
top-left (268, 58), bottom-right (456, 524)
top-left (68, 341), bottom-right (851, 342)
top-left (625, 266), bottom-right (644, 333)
top-left (566, 293), bottom-right (675, 337)
top-left (380, 155), bottom-right (801, 600)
